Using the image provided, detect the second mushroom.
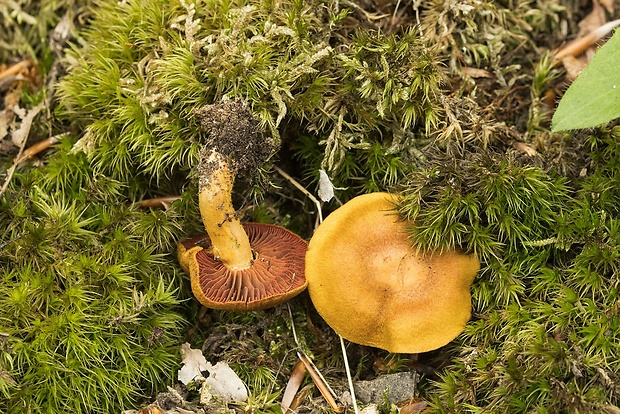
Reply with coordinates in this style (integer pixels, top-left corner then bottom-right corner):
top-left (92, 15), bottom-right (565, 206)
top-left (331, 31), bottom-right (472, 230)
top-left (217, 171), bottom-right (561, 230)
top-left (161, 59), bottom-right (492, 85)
top-left (305, 192), bottom-right (480, 353)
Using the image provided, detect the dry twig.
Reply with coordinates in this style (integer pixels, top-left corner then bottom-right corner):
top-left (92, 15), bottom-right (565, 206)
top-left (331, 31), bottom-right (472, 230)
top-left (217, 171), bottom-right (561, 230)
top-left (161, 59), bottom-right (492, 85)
top-left (273, 165), bottom-right (323, 224)
top-left (0, 60), bottom-right (32, 83)
top-left (134, 195), bottom-right (182, 209)
top-left (15, 134), bottom-right (64, 164)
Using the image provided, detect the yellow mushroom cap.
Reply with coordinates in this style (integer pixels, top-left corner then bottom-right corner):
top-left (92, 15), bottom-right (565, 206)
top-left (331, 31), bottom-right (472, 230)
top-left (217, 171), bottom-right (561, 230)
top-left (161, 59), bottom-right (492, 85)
top-left (305, 192), bottom-right (480, 353)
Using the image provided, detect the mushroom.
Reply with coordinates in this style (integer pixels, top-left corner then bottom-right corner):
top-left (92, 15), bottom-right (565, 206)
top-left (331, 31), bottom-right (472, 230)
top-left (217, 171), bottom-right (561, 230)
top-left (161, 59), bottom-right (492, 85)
top-left (305, 192), bottom-right (479, 353)
top-left (178, 99), bottom-right (308, 311)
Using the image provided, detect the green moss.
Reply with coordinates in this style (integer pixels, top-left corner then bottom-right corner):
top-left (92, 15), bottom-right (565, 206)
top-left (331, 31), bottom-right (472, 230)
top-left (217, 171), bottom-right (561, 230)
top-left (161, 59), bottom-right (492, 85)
top-left (398, 127), bottom-right (620, 412)
top-left (57, 0), bottom-right (443, 197)
top-left (0, 138), bottom-right (186, 413)
top-left (4, 0), bottom-right (620, 412)
top-left (0, 0), bottom-right (88, 62)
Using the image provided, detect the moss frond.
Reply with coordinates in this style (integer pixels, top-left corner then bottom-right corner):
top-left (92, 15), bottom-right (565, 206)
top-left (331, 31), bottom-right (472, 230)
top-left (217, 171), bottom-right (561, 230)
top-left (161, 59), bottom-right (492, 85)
top-left (398, 152), bottom-right (569, 260)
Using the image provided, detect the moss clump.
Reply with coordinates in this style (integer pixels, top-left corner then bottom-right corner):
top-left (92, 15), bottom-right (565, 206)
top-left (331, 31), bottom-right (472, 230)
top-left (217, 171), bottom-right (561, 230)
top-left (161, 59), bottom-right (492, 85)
top-left (397, 127), bottom-right (620, 412)
top-left (0, 138), bottom-right (187, 413)
top-left (56, 0), bottom-right (443, 194)
top-left (0, 0), bottom-right (87, 62)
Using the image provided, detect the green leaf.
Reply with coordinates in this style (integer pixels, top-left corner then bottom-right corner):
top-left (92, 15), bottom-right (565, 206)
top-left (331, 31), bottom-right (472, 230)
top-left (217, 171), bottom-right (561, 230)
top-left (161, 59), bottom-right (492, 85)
top-left (552, 29), bottom-right (620, 131)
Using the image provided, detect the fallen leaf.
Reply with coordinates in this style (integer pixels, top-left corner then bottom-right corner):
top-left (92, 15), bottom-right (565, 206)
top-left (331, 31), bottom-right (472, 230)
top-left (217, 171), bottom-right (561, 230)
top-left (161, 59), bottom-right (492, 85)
top-left (512, 142), bottom-right (539, 157)
top-left (0, 90), bottom-right (21, 142)
top-left (11, 102), bottom-right (44, 147)
top-left (398, 398), bottom-right (429, 414)
top-left (599, 0), bottom-right (614, 15)
top-left (577, 0), bottom-right (606, 38)
top-left (460, 66), bottom-right (493, 78)
top-left (135, 195), bottom-right (182, 209)
top-left (0, 111), bottom-right (9, 141)
top-left (541, 89), bottom-right (557, 113)
top-left (560, 56), bottom-right (588, 80)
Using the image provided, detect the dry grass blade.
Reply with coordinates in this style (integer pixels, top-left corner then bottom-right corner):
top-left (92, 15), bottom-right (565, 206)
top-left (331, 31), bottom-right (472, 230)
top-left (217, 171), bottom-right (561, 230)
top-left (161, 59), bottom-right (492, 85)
top-left (274, 165), bottom-right (323, 224)
top-left (281, 359), bottom-right (307, 413)
top-left (289, 384), bottom-right (313, 411)
top-left (286, 304), bottom-right (340, 411)
top-left (298, 353), bottom-right (342, 412)
top-left (554, 19), bottom-right (620, 61)
top-left (340, 335), bottom-right (360, 414)
top-left (460, 66), bottom-right (493, 79)
top-left (598, 404), bottom-right (620, 414)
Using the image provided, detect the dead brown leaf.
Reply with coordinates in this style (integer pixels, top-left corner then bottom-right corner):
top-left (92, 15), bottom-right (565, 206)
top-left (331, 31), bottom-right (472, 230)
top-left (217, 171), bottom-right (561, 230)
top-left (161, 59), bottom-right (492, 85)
top-left (1, 102), bottom-right (45, 197)
top-left (541, 89), bottom-right (556, 114)
top-left (135, 195), bottom-right (182, 209)
top-left (577, 0), bottom-right (606, 37)
top-left (560, 55), bottom-right (587, 80)
top-left (460, 66), bottom-right (493, 79)
top-left (512, 142), bottom-right (539, 157)
top-left (0, 89), bottom-right (21, 143)
top-left (397, 398), bottom-right (429, 414)
top-left (599, 0), bottom-right (614, 14)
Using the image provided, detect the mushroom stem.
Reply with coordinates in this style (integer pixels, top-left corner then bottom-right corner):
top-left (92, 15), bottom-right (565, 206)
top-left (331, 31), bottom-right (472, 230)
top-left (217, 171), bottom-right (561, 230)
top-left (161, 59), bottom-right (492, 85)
top-left (199, 150), bottom-right (253, 270)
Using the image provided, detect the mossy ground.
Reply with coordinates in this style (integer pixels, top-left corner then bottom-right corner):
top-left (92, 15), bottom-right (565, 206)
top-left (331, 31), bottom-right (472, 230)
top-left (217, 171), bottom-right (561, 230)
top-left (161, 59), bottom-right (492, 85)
top-left (1, 0), bottom-right (620, 413)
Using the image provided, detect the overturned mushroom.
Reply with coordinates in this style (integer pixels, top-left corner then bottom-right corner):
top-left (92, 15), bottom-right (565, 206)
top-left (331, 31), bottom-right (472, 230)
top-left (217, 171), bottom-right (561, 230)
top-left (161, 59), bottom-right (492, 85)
top-left (178, 99), bottom-right (307, 311)
top-left (305, 192), bottom-right (479, 353)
